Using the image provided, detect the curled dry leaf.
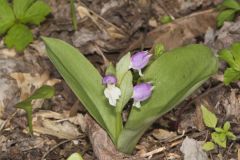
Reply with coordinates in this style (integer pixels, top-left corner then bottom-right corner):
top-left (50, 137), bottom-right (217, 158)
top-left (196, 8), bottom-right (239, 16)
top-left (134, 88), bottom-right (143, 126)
top-left (32, 110), bottom-right (82, 139)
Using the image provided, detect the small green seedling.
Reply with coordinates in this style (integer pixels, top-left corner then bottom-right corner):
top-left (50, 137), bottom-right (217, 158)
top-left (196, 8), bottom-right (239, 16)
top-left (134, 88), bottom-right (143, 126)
top-left (154, 43), bottom-right (165, 58)
top-left (0, 0), bottom-right (51, 52)
top-left (201, 105), bottom-right (236, 151)
top-left (219, 42), bottom-right (240, 85)
top-left (16, 85), bottom-right (55, 134)
top-left (217, 0), bottom-right (240, 27)
top-left (67, 153), bottom-right (84, 160)
top-left (160, 15), bottom-right (173, 24)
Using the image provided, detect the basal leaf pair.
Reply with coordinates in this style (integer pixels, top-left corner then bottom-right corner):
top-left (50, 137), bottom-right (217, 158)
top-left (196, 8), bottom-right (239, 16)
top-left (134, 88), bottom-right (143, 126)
top-left (43, 37), bottom-right (218, 154)
top-left (0, 0), bottom-right (51, 52)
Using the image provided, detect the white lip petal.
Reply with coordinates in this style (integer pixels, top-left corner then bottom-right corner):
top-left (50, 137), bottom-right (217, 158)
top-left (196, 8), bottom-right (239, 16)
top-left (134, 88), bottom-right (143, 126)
top-left (133, 101), bottom-right (141, 108)
top-left (104, 85), bottom-right (121, 106)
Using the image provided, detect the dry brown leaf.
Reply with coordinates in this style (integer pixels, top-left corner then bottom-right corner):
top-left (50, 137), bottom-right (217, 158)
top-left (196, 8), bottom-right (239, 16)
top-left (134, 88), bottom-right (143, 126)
top-left (152, 129), bottom-right (177, 141)
top-left (147, 9), bottom-right (217, 50)
top-left (10, 71), bottom-right (60, 101)
top-left (32, 110), bottom-right (84, 139)
top-left (33, 119), bottom-right (80, 139)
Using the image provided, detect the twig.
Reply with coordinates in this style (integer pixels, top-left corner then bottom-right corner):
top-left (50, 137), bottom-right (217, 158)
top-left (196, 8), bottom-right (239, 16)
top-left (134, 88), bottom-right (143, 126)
top-left (41, 137), bottom-right (82, 160)
top-left (0, 110), bottom-right (18, 132)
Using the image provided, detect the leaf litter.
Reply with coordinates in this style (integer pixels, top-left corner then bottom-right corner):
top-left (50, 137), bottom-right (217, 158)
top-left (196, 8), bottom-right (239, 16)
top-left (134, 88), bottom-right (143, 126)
top-left (1, 0), bottom-right (240, 159)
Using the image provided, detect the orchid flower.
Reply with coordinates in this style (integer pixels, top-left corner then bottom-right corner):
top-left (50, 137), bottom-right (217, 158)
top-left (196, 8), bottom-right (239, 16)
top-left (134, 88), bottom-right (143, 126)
top-left (130, 51), bottom-right (152, 76)
top-left (132, 83), bottom-right (153, 108)
top-left (102, 75), bottom-right (121, 106)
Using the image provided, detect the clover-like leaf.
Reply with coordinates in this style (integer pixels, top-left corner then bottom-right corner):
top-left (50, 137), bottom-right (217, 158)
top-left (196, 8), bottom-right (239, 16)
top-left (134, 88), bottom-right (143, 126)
top-left (203, 141), bottom-right (215, 151)
top-left (14, 0), bottom-right (51, 25)
top-left (201, 105), bottom-right (218, 129)
top-left (217, 9), bottom-right (236, 27)
top-left (4, 24), bottom-right (33, 52)
top-left (0, 0), bottom-right (15, 35)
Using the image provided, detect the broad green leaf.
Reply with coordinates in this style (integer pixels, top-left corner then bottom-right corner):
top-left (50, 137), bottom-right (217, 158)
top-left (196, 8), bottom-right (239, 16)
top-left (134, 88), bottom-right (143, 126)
top-left (105, 62), bottom-right (116, 75)
top-left (223, 68), bottom-right (240, 85)
top-left (13, 0), bottom-right (35, 20)
top-left (117, 44), bottom-right (218, 153)
top-left (217, 9), bottom-right (236, 27)
top-left (116, 71), bottom-right (133, 112)
top-left (4, 24), bottom-right (33, 52)
top-left (226, 131), bottom-right (237, 140)
top-left (219, 49), bottom-right (239, 70)
top-left (16, 0), bottom-right (51, 25)
top-left (211, 132), bottom-right (227, 148)
top-left (0, 0), bottom-right (15, 35)
top-left (16, 85), bottom-right (55, 134)
top-left (201, 105), bottom-right (218, 128)
top-left (221, 0), bottom-right (240, 10)
top-left (42, 37), bottom-right (117, 142)
top-left (203, 141), bottom-right (215, 151)
top-left (67, 153), bottom-right (83, 160)
top-left (223, 121), bottom-right (231, 131)
top-left (116, 53), bottom-right (131, 84)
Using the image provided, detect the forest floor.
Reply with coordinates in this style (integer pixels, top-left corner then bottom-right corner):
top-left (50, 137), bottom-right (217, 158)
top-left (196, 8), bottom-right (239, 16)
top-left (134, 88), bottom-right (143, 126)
top-left (0, 0), bottom-right (240, 160)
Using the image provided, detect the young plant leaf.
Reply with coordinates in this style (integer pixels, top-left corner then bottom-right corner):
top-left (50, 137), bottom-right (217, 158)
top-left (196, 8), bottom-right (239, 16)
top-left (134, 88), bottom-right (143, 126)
top-left (116, 71), bottom-right (133, 112)
top-left (105, 62), bottom-right (116, 75)
top-left (215, 127), bottom-right (225, 133)
top-left (223, 121), bottom-right (231, 131)
top-left (4, 24), bottom-right (33, 52)
top-left (154, 43), bottom-right (165, 58)
top-left (201, 105), bottom-right (218, 128)
top-left (223, 68), bottom-right (240, 85)
top-left (219, 49), bottom-right (239, 70)
top-left (203, 141), bottom-right (215, 151)
top-left (211, 132), bottom-right (227, 148)
top-left (160, 15), bottom-right (173, 24)
top-left (16, 85), bottom-right (55, 133)
top-left (13, 0), bottom-right (35, 20)
top-left (42, 37), bottom-right (118, 143)
top-left (67, 153), bottom-right (83, 160)
top-left (0, 0), bottom-right (15, 35)
top-left (217, 9), bottom-right (236, 27)
top-left (18, 0), bottom-right (51, 25)
top-left (116, 53), bottom-right (131, 84)
top-left (221, 0), bottom-right (240, 10)
top-left (226, 131), bottom-right (237, 140)
top-left (117, 44), bottom-right (218, 153)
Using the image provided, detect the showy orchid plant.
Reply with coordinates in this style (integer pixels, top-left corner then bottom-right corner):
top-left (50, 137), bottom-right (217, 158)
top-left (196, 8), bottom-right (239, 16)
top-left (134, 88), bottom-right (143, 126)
top-left (43, 37), bottom-right (218, 154)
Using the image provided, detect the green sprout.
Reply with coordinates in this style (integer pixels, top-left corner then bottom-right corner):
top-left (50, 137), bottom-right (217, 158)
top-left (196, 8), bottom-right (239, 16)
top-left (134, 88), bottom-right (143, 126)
top-left (16, 85), bottom-right (55, 134)
top-left (201, 105), bottom-right (236, 151)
